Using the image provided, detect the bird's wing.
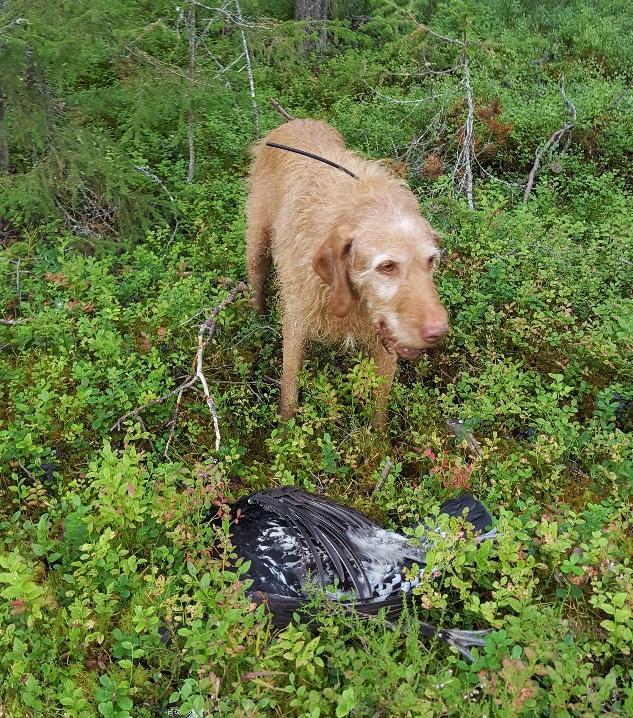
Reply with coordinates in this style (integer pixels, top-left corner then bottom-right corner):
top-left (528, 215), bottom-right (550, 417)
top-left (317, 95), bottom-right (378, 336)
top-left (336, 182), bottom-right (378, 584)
top-left (245, 487), bottom-right (381, 599)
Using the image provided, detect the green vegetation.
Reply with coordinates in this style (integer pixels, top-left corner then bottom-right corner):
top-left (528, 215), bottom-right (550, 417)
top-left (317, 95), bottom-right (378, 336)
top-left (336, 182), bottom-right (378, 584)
top-left (1, 0), bottom-right (632, 715)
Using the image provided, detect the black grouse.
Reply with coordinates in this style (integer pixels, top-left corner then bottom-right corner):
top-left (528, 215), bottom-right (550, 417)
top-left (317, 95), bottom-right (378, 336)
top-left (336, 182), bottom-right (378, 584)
top-left (227, 486), bottom-right (496, 661)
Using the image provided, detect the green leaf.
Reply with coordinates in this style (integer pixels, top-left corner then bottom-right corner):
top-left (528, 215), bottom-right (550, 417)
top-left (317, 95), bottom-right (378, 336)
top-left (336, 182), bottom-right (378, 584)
top-left (117, 697), bottom-right (133, 711)
top-left (336, 687), bottom-right (356, 717)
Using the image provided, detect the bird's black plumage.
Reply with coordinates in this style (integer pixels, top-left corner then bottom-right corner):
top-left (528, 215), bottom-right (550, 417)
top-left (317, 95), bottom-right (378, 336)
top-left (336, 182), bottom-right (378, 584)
top-left (226, 486), bottom-right (495, 661)
top-left (436, 493), bottom-right (492, 533)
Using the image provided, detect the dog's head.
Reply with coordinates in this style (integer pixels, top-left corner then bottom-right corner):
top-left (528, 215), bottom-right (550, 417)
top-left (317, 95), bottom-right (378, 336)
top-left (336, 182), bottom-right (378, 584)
top-left (312, 210), bottom-right (448, 359)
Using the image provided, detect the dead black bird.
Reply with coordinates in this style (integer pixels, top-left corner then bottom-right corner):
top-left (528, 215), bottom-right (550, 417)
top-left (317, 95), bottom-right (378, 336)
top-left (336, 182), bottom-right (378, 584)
top-left (227, 486), bottom-right (496, 661)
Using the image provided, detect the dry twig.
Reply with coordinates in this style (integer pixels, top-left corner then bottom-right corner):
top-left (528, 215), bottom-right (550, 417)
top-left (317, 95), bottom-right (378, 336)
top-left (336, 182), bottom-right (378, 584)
top-left (523, 76), bottom-right (576, 202)
top-left (452, 33), bottom-right (475, 209)
top-left (192, 0), bottom-right (270, 29)
top-left (186, 2), bottom-right (197, 183)
top-left (55, 199), bottom-right (100, 239)
top-left (269, 97), bottom-right (295, 121)
top-left (111, 282), bottom-right (247, 454)
top-left (18, 461), bottom-right (37, 482)
top-left (235, 0), bottom-right (259, 138)
top-left (414, 21), bottom-right (465, 46)
top-left (373, 459), bottom-right (394, 495)
top-left (14, 258), bottom-right (21, 309)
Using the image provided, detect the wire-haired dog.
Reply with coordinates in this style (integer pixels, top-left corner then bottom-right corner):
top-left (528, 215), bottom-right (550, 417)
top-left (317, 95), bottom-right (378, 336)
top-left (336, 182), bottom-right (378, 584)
top-left (246, 119), bottom-right (448, 427)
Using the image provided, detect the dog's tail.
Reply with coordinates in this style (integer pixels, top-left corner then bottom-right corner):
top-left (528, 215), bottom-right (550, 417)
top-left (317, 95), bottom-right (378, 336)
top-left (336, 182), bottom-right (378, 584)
top-left (269, 97), bottom-right (295, 122)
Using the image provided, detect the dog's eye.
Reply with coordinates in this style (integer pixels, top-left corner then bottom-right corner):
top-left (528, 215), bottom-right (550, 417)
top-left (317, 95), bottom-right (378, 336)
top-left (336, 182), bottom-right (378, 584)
top-left (377, 261), bottom-right (397, 274)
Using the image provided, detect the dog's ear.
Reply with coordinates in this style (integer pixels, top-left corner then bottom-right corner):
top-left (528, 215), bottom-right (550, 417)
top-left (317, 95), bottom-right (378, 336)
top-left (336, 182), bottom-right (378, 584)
top-left (312, 227), bottom-right (354, 318)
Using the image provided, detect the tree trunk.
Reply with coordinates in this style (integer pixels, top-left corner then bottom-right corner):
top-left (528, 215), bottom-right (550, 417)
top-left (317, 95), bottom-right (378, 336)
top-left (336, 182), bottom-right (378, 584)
top-left (295, 0), bottom-right (330, 51)
top-left (295, 0), bottom-right (330, 21)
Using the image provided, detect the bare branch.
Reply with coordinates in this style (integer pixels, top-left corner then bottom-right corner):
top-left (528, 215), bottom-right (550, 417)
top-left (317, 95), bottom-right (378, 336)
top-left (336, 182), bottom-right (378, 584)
top-left (0, 87), bottom-right (8, 174)
top-left (367, 84), bottom-right (446, 106)
top-left (523, 77), bottom-right (576, 203)
top-left (373, 459), bottom-right (394, 495)
top-left (55, 199), bottom-right (100, 239)
top-left (234, 0), bottom-right (259, 138)
top-left (269, 97), bottom-right (295, 121)
top-left (186, 2), bottom-right (196, 183)
top-left (209, 52), bottom-right (244, 86)
top-left (18, 461), bottom-right (37, 482)
top-left (473, 154), bottom-right (524, 189)
top-left (399, 106), bottom-right (448, 169)
top-left (126, 45), bottom-right (197, 84)
top-left (559, 75), bottom-right (577, 123)
top-left (192, 0), bottom-right (271, 29)
top-left (522, 126), bottom-right (571, 202)
top-left (1, 318), bottom-right (21, 325)
top-left (461, 42), bottom-right (475, 209)
top-left (414, 21), bottom-right (465, 46)
top-left (111, 282), bottom-right (248, 455)
top-left (451, 34), bottom-right (475, 209)
top-left (15, 258), bottom-right (21, 309)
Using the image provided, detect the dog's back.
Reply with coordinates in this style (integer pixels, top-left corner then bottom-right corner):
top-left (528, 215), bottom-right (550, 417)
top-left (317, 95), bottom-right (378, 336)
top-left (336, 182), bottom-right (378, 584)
top-left (247, 120), bottom-right (348, 235)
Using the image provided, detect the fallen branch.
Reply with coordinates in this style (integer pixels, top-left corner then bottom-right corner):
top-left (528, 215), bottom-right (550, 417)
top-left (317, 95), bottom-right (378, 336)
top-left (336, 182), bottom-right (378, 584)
top-left (523, 76), bottom-right (576, 203)
top-left (111, 282), bottom-right (247, 454)
top-left (523, 125), bottom-right (572, 202)
top-left (269, 97), bottom-right (295, 121)
top-left (18, 461), bottom-right (37, 482)
top-left (373, 459), bottom-right (394, 495)
top-left (1, 318), bottom-right (21, 325)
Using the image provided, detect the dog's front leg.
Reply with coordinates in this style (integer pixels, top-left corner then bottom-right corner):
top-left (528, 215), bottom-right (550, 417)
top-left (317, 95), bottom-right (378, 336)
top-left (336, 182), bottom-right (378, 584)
top-left (279, 318), bottom-right (306, 421)
top-left (368, 342), bottom-right (397, 431)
